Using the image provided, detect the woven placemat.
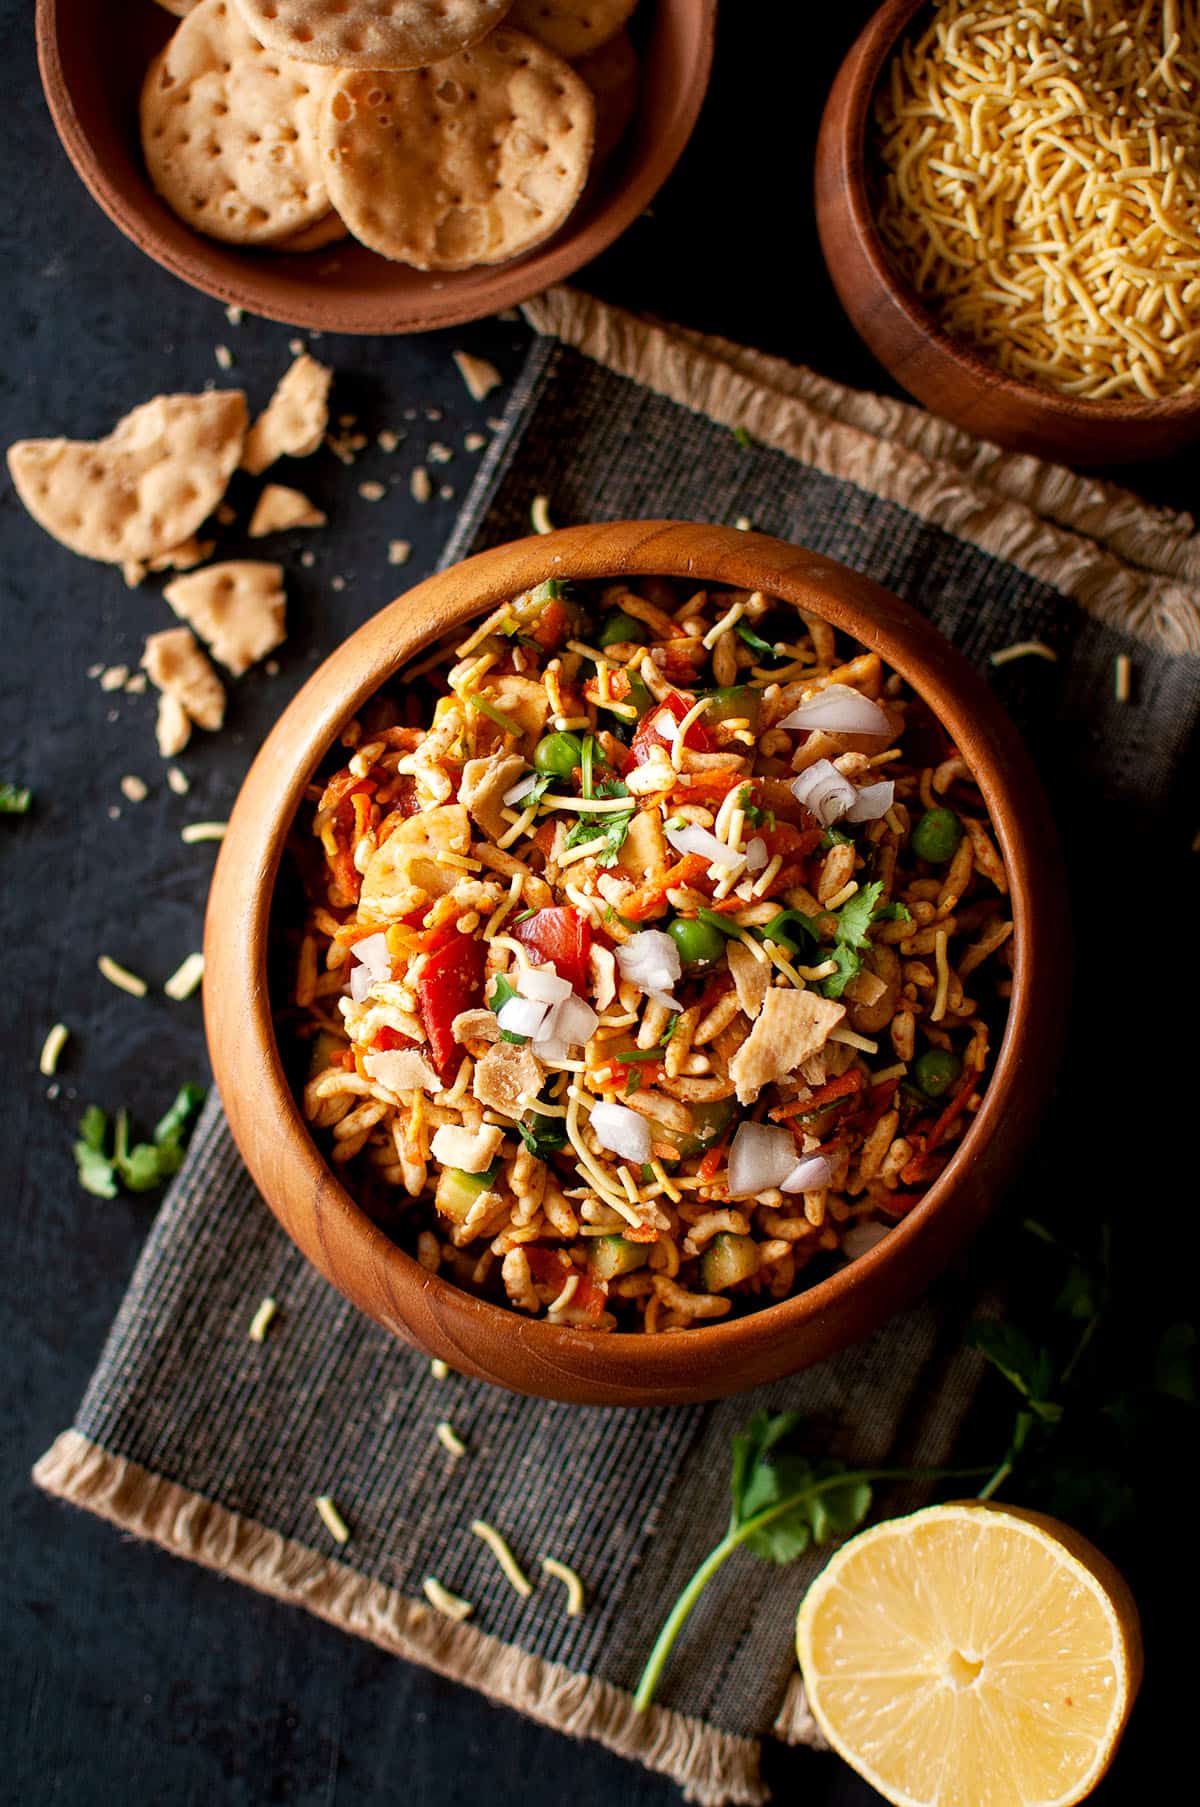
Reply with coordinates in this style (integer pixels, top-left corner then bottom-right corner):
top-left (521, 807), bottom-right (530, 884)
top-left (34, 289), bottom-right (1200, 1805)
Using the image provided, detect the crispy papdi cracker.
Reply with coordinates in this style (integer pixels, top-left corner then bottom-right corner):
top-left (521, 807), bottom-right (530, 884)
top-left (241, 353), bottom-right (332, 474)
top-left (154, 0), bottom-right (200, 15)
top-left (140, 0), bottom-right (331, 246)
top-left (509, 0), bottom-right (637, 58)
top-left (248, 484), bottom-right (326, 536)
top-left (164, 560), bottom-right (287, 676)
top-left (472, 1042), bottom-right (543, 1118)
top-left (7, 390), bottom-right (246, 566)
top-left (320, 30), bottom-right (594, 271)
top-left (574, 27), bottom-right (638, 166)
top-left (123, 536), bottom-right (216, 589)
top-left (142, 627), bottom-right (227, 759)
top-left (729, 988), bottom-right (846, 1105)
top-left (230, 0), bottom-right (514, 69)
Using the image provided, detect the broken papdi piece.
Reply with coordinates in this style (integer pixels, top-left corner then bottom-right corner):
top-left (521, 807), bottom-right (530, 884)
top-left (230, 0), bottom-right (514, 69)
top-left (430, 1121), bottom-right (504, 1174)
top-left (7, 390), bottom-right (246, 566)
top-left (472, 1042), bottom-right (543, 1118)
top-left (123, 535), bottom-right (217, 589)
top-left (459, 753), bottom-right (526, 843)
top-left (363, 1047), bottom-right (441, 1096)
top-left (727, 939), bottom-right (770, 1022)
top-left (142, 627), bottom-right (226, 760)
top-left (248, 484), bottom-right (327, 537)
top-left (164, 561), bottom-right (286, 677)
top-left (241, 354), bottom-right (333, 475)
top-left (729, 987), bottom-right (846, 1105)
top-left (452, 351), bottom-right (502, 403)
top-left (509, 0), bottom-right (637, 58)
top-left (319, 32), bottom-right (595, 271)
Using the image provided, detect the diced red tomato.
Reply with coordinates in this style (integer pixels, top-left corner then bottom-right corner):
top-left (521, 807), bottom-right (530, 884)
top-left (528, 596), bottom-right (574, 652)
top-left (525, 1247), bottom-right (608, 1321)
top-left (373, 1025), bottom-right (417, 1052)
top-left (621, 853), bottom-right (712, 922)
top-left (511, 907), bottom-right (592, 995)
top-left (629, 691), bottom-right (713, 766)
top-left (416, 934), bottom-right (487, 1084)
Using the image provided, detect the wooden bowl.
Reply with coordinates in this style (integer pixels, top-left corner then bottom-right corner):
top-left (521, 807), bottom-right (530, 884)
top-left (814, 0), bottom-right (1200, 465)
top-left (204, 522), bottom-right (1067, 1405)
top-left (35, 0), bottom-right (714, 334)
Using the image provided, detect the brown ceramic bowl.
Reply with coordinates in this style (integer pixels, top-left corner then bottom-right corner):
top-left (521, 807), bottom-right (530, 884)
top-left (204, 521), bottom-right (1067, 1405)
top-left (815, 0), bottom-right (1200, 465)
top-left (35, 0), bottom-right (714, 333)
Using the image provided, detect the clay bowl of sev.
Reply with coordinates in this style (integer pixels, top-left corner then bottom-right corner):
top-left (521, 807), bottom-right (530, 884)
top-left (36, 0), bottom-right (715, 333)
top-left (814, 0), bottom-right (1200, 464)
top-left (204, 522), bottom-right (1067, 1405)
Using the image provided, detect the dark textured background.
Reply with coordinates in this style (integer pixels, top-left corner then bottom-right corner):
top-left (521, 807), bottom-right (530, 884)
top-left (3, 2), bottom-right (1193, 1802)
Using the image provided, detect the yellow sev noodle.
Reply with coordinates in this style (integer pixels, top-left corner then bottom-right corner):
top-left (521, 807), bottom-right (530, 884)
top-left (874, 0), bottom-right (1200, 400)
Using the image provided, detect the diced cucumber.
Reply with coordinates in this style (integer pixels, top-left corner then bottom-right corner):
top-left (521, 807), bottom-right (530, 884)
top-left (670, 1096), bottom-right (735, 1159)
top-left (701, 1233), bottom-right (761, 1292)
top-left (701, 685), bottom-right (761, 728)
top-left (435, 1164), bottom-right (498, 1224)
top-left (587, 1234), bottom-right (651, 1282)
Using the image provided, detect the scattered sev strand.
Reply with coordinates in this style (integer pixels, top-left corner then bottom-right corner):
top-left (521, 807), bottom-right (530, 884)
top-left (530, 496), bottom-right (554, 535)
top-left (180, 821), bottom-right (228, 844)
top-left (248, 1297), bottom-right (277, 1342)
top-left (39, 1022), bottom-right (69, 1076)
top-left (470, 1519), bottom-right (532, 1597)
top-left (430, 1358), bottom-right (450, 1380)
top-left (314, 1495), bottom-right (350, 1544)
top-left (1115, 653), bottom-right (1132, 701)
top-left (423, 1577), bottom-right (473, 1621)
top-left (97, 954), bottom-right (147, 998)
top-left (164, 952), bottom-right (205, 1001)
top-left (541, 1556), bottom-right (587, 1617)
top-left (435, 1421), bottom-right (467, 1458)
top-left (989, 640), bottom-right (1059, 666)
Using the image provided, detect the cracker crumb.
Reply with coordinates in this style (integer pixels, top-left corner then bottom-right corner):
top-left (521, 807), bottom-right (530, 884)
top-left (265, 659), bottom-right (280, 676)
top-left (439, 484), bottom-right (454, 500)
top-left (87, 663), bottom-right (103, 679)
top-left (452, 351), bottom-right (502, 402)
top-left (377, 429), bottom-right (401, 452)
top-left (430, 1358), bottom-right (449, 1379)
top-left (167, 767), bottom-right (190, 795)
top-left (120, 775), bottom-right (148, 803)
top-left (486, 417), bottom-right (505, 432)
top-left (734, 516), bottom-right (753, 532)
top-left (387, 539), bottom-right (412, 566)
top-left (224, 304), bottom-right (244, 327)
top-left (410, 466), bottom-right (432, 503)
top-left (107, 804), bottom-right (121, 819)
top-left (214, 345), bottom-right (234, 371)
top-left (331, 575), bottom-right (346, 592)
top-left (301, 550), bottom-right (316, 567)
top-left (326, 433), bottom-right (357, 466)
top-left (403, 408), bottom-right (417, 421)
top-left (358, 480), bottom-right (386, 502)
top-left (289, 338), bottom-right (306, 355)
top-left (100, 665), bottom-right (130, 691)
top-left (216, 503), bottom-right (237, 527)
top-left (425, 407), bottom-right (443, 422)
top-left (248, 1296), bottom-right (277, 1342)
top-left (428, 442), bottom-right (453, 465)
top-left (124, 672), bottom-right (147, 695)
top-left (464, 432), bottom-right (486, 453)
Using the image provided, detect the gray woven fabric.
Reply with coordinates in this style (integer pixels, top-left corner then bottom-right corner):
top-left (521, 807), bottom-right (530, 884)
top-left (37, 300), bottom-right (1200, 1800)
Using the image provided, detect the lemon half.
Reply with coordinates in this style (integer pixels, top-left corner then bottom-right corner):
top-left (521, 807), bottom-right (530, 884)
top-left (796, 1501), bottom-right (1142, 1807)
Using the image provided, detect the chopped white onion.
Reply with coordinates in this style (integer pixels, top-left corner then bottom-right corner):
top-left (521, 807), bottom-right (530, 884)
top-left (589, 1102), bottom-right (653, 1164)
top-left (352, 932), bottom-right (392, 981)
top-left (665, 820), bottom-right (743, 870)
top-left (548, 994), bottom-right (600, 1047)
top-left (616, 931), bottom-right (682, 998)
top-left (777, 684), bottom-right (892, 737)
top-left (349, 962), bottom-right (374, 1004)
top-left (846, 780), bottom-right (895, 823)
top-left (532, 1037), bottom-right (569, 1065)
top-left (517, 964), bottom-right (572, 1006)
top-left (790, 759), bottom-right (859, 826)
top-left (647, 704), bottom-right (678, 746)
top-left (649, 989), bottom-right (682, 1014)
top-left (781, 1154), bottom-right (834, 1194)
top-left (496, 995), bottom-right (549, 1039)
top-left (842, 1221), bottom-right (891, 1261)
top-left (503, 772), bottom-right (537, 806)
top-left (726, 1123), bottom-right (800, 1197)
top-left (744, 836), bottom-right (768, 873)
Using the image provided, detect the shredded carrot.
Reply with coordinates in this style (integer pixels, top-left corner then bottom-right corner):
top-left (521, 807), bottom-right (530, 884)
top-left (696, 1140), bottom-right (729, 1182)
top-left (769, 1070), bottom-right (863, 1121)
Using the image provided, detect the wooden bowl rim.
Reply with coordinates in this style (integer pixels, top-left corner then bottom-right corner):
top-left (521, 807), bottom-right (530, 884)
top-left (204, 521), bottom-right (1063, 1389)
top-left (827, 0), bottom-right (1200, 426)
top-left (35, 0), bottom-right (716, 334)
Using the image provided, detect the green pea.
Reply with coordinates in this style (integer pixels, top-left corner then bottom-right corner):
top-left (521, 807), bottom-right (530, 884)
top-left (533, 731), bottom-right (583, 777)
top-left (598, 609), bottom-right (647, 648)
top-left (912, 1048), bottom-right (962, 1099)
top-left (912, 807), bottom-right (963, 864)
top-left (668, 915), bottom-right (727, 969)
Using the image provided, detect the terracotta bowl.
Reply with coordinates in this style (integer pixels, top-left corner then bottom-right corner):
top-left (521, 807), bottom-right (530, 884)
top-left (35, 0), bottom-right (715, 333)
top-left (814, 0), bottom-right (1200, 465)
top-left (204, 521), bottom-right (1067, 1405)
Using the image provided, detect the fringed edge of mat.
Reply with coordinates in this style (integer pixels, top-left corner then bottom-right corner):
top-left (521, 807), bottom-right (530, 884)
top-left (521, 287), bottom-right (1200, 657)
top-left (32, 1431), bottom-right (768, 1807)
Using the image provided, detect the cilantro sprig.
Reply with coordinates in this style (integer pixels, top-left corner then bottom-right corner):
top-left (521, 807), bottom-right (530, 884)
top-left (0, 782), bottom-right (32, 815)
top-left (633, 1411), bottom-right (987, 1711)
top-left (73, 1084), bottom-right (205, 1198)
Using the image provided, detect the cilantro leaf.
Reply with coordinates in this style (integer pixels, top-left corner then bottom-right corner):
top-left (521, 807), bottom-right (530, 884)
top-left (735, 622), bottom-right (780, 663)
top-left (833, 879), bottom-right (886, 950)
top-left (732, 425), bottom-right (751, 449)
top-left (968, 1319), bottom-right (1063, 1423)
top-left (73, 1089), bottom-right (204, 1199)
top-left (817, 940), bottom-right (862, 999)
top-left (0, 782), bottom-right (32, 814)
top-left (73, 1109), bottom-right (118, 1198)
top-left (154, 1083), bottom-right (206, 1149)
top-left (517, 1112), bottom-right (568, 1160)
top-left (563, 796), bottom-right (634, 866)
top-left (820, 826), bottom-right (854, 848)
top-left (815, 884), bottom-right (910, 998)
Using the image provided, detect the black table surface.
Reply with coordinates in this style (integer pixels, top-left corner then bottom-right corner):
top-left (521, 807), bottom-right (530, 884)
top-left (3, 4), bottom-right (1191, 1803)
